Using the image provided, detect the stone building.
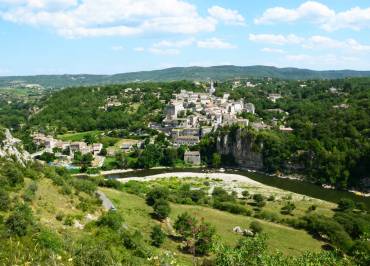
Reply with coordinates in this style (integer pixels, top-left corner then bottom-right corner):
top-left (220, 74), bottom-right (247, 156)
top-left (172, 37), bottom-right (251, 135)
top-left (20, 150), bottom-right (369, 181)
top-left (184, 151), bottom-right (201, 165)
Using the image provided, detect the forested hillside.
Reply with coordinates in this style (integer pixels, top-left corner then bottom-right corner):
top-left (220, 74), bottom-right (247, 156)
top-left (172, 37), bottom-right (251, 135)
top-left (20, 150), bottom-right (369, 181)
top-left (201, 78), bottom-right (370, 190)
top-left (1, 65), bottom-right (370, 88)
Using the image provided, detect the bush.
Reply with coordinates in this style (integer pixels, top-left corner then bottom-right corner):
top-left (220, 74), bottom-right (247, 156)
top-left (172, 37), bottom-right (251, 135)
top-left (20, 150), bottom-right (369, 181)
top-left (213, 201), bottom-right (252, 216)
top-left (250, 221), bottom-right (263, 234)
top-left (122, 230), bottom-right (151, 258)
top-left (267, 195), bottom-right (275, 201)
top-left (255, 210), bottom-right (279, 222)
top-left (212, 187), bottom-right (235, 202)
top-left (337, 198), bottom-right (355, 212)
top-left (242, 190), bottom-right (249, 198)
top-left (71, 179), bottom-right (97, 195)
top-left (22, 182), bottom-right (38, 202)
top-left (35, 228), bottom-right (62, 252)
top-left (253, 194), bottom-right (266, 208)
top-left (5, 203), bottom-right (34, 236)
top-left (308, 204), bottom-right (317, 212)
top-left (174, 212), bottom-right (198, 239)
top-left (0, 189), bottom-right (10, 211)
top-left (281, 201), bottom-right (296, 215)
top-left (153, 199), bottom-right (171, 220)
top-left (96, 210), bottom-right (123, 230)
top-left (146, 186), bottom-right (169, 206)
top-left (150, 225), bottom-right (166, 247)
top-left (194, 221), bottom-right (215, 256)
top-left (55, 212), bottom-right (64, 221)
top-left (355, 202), bottom-right (367, 212)
top-left (303, 214), bottom-right (353, 251)
top-left (63, 215), bottom-right (74, 226)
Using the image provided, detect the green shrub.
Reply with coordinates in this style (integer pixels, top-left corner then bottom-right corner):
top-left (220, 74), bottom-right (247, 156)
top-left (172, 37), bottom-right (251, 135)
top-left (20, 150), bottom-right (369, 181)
top-left (337, 198), bottom-right (355, 212)
top-left (212, 187), bottom-right (235, 202)
top-left (153, 199), bottom-right (171, 220)
top-left (0, 189), bottom-right (10, 211)
top-left (35, 228), bottom-right (62, 252)
top-left (308, 204), bottom-right (317, 212)
top-left (122, 230), bottom-right (151, 258)
top-left (150, 225), bottom-right (166, 247)
top-left (250, 221), bottom-right (263, 234)
top-left (71, 179), bottom-right (97, 195)
top-left (255, 210), bottom-right (279, 222)
top-left (96, 210), bottom-right (123, 230)
top-left (55, 212), bottom-right (64, 221)
top-left (146, 186), bottom-right (169, 206)
top-left (5, 203), bottom-right (34, 236)
top-left (213, 201), bottom-right (252, 216)
top-left (174, 212), bottom-right (198, 239)
top-left (242, 190), bottom-right (249, 198)
top-left (253, 194), bottom-right (266, 208)
top-left (281, 201), bottom-right (296, 215)
top-left (63, 215), bottom-right (74, 226)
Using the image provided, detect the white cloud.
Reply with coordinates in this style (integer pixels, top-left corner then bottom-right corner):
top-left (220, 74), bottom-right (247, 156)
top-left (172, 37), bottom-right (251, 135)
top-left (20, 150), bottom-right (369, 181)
top-left (249, 34), bottom-right (303, 45)
top-left (303, 36), bottom-right (370, 52)
top-left (111, 45), bottom-right (124, 51)
top-left (149, 47), bottom-right (180, 55)
top-left (250, 33), bottom-right (370, 53)
top-left (208, 5), bottom-right (245, 25)
top-left (134, 47), bottom-right (145, 52)
top-left (261, 47), bottom-right (285, 54)
top-left (152, 38), bottom-right (194, 48)
top-left (255, 1), bottom-right (370, 31)
top-left (196, 38), bottom-right (236, 49)
top-left (0, 0), bottom-right (217, 38)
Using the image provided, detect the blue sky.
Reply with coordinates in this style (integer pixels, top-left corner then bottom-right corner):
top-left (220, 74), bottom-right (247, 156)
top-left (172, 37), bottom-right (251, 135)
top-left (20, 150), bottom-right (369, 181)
top-left (0, 0), bottom-right (370, 75)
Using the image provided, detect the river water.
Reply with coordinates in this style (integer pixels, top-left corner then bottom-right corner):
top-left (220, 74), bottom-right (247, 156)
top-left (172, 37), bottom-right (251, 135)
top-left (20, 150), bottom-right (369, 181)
top-left (106, 168), bottom-right (370, 210)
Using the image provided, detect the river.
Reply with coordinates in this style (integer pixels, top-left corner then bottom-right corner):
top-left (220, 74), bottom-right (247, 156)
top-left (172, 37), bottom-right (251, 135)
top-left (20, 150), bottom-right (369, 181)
top-left (105, 168), bottom-right (370, 210)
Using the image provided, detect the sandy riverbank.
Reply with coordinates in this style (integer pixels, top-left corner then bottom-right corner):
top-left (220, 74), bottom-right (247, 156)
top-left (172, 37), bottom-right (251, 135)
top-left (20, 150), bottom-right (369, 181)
top-left (118, 172), bottom-right (265, 186)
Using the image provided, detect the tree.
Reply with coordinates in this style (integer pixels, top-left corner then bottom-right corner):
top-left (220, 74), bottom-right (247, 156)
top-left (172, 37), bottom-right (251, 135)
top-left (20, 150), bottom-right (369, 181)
top-left (281, 201), bottom-right (296, 215)
top-left (194, 221), bottom-right (215, 255)
top-left (253, 194), bottom-right (266, 208)
top-left (174, 212), bottom-right (198, 239)
top-left (84, 133), bottom-right (97, 145)
top-left (0, 189), bottom-right (10, 211)
top-left (212, 153), bottom-right (221, 168)
top-left (150, 225), bottom-right (166, 247)
top-left (145, 186), bottom-right (169, 206)
top-left (96, 210), bottom-right (124, 230)
top-left (250, 221), bottom-right (263, 234)
top-left (153, 199), bottom-right (170, 220)
top-left (138, 144), bottom-right (162, 169)
top-left (5, 203), bottom-right (34, 236)
top-left (38, 152), bottom-right (56, 163)
top-left (337, 198), bottom-right (355, 212)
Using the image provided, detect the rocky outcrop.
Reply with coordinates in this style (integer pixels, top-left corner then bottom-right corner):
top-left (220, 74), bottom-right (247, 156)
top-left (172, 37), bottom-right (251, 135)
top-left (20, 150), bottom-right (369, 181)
top-left (0, 128), bottom-right (30, 165)
top-left (216, 128), bottom-right (264, 169)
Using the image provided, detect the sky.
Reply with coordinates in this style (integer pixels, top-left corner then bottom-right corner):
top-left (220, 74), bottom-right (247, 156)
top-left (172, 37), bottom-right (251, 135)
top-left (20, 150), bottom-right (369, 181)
top-left (0, 0), bottom-right (370, 76)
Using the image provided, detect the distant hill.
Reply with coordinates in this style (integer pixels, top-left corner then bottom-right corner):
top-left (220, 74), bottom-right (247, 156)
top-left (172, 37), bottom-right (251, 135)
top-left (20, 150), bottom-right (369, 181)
top-left (1, 65), bottom-right (370, 88)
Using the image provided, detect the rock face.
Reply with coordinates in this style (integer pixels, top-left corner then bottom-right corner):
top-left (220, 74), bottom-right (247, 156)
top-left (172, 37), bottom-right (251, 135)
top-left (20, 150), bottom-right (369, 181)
top-left (216, 129), bottom-right (264, 170)
top-left (0, 129), bottom-right (30, 165)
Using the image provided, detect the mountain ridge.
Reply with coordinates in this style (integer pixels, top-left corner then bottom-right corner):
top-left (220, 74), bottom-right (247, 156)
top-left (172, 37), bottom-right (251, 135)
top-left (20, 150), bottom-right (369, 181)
top-left (1, 65), bottom-right (370, 88)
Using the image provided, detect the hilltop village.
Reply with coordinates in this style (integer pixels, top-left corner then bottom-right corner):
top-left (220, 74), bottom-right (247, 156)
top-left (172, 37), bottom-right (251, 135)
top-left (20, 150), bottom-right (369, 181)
top-left (28, 80), bottom-right (297, 169)
top-left (150, 81), bottom-right (256, 146)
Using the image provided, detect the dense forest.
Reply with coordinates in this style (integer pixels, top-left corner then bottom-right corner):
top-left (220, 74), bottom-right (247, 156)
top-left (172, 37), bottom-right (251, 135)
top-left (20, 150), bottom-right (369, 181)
top-left (29, 81), bottom-right (200, 133)
top-left (2, 78), bottom-right (369, 190)
top-left (1, 65), bottom-right (370, 88)
top-left (205, 78), bottom-right (370, 190)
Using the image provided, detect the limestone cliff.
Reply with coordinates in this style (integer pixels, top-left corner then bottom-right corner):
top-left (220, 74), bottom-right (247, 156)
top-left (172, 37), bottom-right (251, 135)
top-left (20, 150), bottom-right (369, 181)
top-left (0, 128), bottom-right (30, 165)
top-left (216, 128), bottom-right (264, 169)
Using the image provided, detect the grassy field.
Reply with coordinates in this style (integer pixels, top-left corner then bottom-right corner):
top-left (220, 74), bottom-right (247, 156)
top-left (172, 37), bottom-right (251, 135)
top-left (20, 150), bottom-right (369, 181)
top-left (57, 130), bottom-right (102, 141)
top-left (101, 187), bottom-right (325, 264)
top-left (29, 178), bottom-right (102, 231)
